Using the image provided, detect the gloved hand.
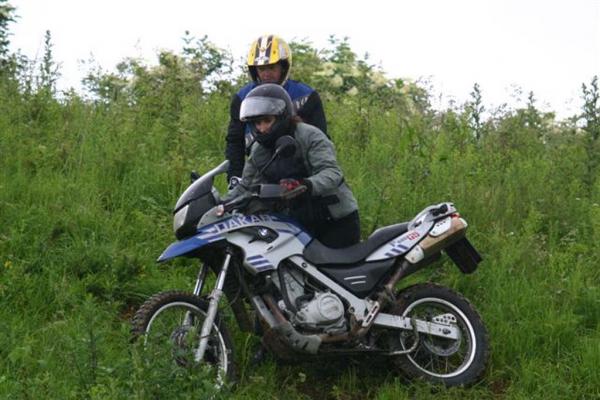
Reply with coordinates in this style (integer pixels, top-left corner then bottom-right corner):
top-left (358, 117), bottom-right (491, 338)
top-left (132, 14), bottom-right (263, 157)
top-left (228, 176), bottom-right (242, 191)
top-left (279, 178), bottom-right (310, 200)
top-left (279, 178), bottom-right (302, 191)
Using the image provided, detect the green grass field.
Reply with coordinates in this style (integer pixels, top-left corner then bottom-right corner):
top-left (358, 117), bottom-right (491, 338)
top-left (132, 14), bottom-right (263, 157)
top-left (0, 39), bottom-right (599, 399)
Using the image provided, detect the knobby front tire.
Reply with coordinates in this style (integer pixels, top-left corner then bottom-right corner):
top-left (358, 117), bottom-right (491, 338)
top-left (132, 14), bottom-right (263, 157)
top-left (131, 291), bottom-right (236, 388)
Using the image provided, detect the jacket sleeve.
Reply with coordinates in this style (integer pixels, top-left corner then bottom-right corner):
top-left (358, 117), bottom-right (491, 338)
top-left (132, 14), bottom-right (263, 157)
top-left (297, 91), bottom-right (328, 135)
top-left (225, 94), bottom-right (245, 180)
top-left (301, 128), bottom-right (343, 196)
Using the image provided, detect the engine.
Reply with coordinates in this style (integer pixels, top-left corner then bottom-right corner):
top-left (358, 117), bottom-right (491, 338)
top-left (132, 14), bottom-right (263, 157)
top-left (274, 267), bottom-right (347, 334)
top-left (294, 292), bottom-right (346, 333)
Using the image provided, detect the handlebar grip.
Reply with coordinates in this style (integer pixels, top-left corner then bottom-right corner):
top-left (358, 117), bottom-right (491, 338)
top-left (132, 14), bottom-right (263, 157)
top-left (282, 185), bottom-right (307, 200)
top-left (222, 192), bottom-right (252, 212)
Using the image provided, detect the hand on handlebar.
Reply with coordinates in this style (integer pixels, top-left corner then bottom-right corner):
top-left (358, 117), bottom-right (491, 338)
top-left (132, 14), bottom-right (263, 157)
top-left (279, 179), bottom-right (309, 200)
top-left (221, 191), bottom-right (252, 214)
top-left (279, 178), bottom-right (303, 191)
top-left (228, 176), bottom-right (242, 190)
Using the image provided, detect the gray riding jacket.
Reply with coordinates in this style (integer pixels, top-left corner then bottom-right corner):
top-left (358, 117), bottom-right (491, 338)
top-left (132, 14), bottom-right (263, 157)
top-left (227, 122), bottom-right (358, 220)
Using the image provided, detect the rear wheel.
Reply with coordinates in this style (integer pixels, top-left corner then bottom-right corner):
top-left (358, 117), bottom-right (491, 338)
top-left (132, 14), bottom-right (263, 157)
top-left (391, 283), bottom-right (489, 386)
top-left (131, 291), bottom-right (236, 389)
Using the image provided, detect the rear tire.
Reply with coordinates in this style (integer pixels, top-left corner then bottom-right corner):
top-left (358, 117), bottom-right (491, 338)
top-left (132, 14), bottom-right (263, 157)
top-left (391, 283), bottom-right (489, 386)
top-left (131, 291), bottom-right (236, 388)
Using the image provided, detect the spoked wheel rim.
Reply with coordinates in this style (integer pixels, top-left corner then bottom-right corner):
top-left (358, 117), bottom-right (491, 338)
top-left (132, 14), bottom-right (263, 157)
top-left (400, 297), bottom-right (477, 378)
top-left (143, 301), bottom-right (230, 387)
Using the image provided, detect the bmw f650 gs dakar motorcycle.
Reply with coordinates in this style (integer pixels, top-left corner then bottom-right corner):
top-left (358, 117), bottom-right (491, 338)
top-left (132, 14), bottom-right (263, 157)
top-left (131, 136), bottom-right (489, 388)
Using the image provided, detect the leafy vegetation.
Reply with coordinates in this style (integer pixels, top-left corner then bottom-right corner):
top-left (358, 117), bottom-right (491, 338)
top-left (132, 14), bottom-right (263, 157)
top-left (1, 7), bottom-right (599, 398)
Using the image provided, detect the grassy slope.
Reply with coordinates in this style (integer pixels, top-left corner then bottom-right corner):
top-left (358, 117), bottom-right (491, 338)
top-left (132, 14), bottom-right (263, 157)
top-left (0, 81), bottom-right (599, 399)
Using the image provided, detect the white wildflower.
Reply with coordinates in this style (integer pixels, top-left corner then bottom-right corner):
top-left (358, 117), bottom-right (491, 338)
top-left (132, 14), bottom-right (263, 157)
top-left (369, 71), bottom-right (388, 88)
top-left (330, 75), bottom-right (344, 88)
top-left (313, 62), bottom-right (335, 77)
top-left (349, 66), bottom-right (361, 78)
top-left (347, 86), bottom-right (358, 96)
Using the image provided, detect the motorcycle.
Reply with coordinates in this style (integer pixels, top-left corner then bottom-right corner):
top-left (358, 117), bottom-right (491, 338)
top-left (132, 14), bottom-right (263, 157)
top-left (131, 136), bottom-right (489, 389)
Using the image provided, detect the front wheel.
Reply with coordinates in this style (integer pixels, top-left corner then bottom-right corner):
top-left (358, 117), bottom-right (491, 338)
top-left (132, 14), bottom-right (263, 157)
top-left (131, 291), bottom-right (236, 388)
top-left (391, 283), bottom-right (489, 386)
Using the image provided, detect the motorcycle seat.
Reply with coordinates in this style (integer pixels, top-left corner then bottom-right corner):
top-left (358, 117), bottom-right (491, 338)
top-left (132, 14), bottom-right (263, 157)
top-left (303, 222), bottom-right (409, 266)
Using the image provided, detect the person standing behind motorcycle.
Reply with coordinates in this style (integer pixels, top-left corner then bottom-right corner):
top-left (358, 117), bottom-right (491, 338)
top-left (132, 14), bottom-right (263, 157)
top-left (226, 83), bottom-right (359, 249)
top-left (225, 34), bottom-right (328, 184)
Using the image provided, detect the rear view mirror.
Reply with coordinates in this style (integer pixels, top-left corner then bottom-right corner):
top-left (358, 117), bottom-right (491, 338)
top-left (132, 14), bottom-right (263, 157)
top-left (258, 135), bottom-right (298, 177)
top-left (275, 135), bottom-right (297, 158)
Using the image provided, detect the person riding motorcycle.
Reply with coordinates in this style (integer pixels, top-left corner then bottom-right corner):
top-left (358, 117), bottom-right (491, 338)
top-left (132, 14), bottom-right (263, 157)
top-left (226, 83), bottom-right (359, 249)
top-left (225, 34), bottom-right (327, 183)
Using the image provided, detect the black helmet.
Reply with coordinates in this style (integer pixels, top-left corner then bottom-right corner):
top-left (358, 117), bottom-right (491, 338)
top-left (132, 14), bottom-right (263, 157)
top-left (240, 83), bottom-right (295, 121)
top-left (240, 83), bottom-right (295, 147)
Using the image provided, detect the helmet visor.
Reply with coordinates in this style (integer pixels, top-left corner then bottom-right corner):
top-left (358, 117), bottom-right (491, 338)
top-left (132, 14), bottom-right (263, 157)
top-left (240, 96), bottom-right (286, 121)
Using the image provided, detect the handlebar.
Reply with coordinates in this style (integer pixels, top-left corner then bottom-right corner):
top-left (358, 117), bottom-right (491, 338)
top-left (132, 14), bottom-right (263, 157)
top-left (221, 183), bottom-right (307, 214)
top-left (222, 192), bottom-right (252, 213)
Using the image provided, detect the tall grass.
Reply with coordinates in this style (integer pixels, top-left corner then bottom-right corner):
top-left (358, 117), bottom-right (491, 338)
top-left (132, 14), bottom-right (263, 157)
top-left (1, 56), bottom-right (599, 399)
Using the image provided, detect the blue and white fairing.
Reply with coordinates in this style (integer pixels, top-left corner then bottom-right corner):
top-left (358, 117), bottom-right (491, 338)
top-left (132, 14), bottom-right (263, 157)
top-left (158, 213), bottom-right (312, 275)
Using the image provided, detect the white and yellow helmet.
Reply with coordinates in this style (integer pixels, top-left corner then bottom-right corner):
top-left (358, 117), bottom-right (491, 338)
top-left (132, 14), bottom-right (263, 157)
top-left (247, 34), bottom-right (292, 84)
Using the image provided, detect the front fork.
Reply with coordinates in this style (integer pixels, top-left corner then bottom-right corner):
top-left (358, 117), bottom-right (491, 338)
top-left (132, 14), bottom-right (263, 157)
top-left (182, 262), bottom-right (209, 327)
top-left (194, 252), bottom-right (232, 362)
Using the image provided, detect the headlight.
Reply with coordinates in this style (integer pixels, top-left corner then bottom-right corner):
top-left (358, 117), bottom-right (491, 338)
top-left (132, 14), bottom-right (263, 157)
top-left (173, 204), bottom-right (189, 234)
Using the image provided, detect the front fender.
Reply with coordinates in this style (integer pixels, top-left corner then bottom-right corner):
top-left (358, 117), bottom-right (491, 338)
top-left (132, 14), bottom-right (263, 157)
top-left (157, 234), bottom-right (224, 263)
